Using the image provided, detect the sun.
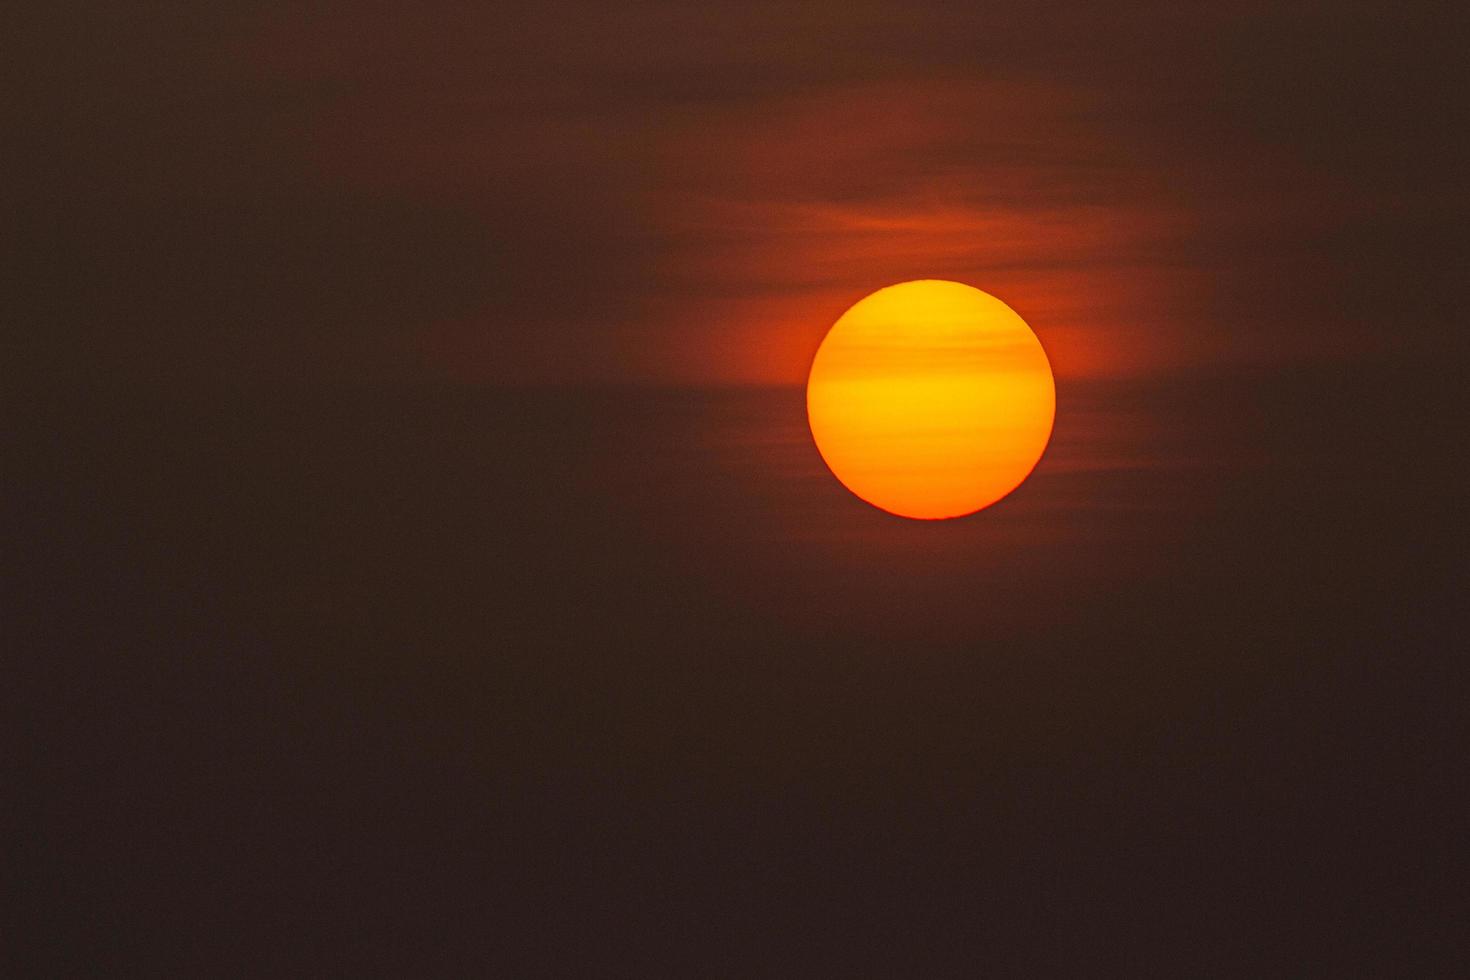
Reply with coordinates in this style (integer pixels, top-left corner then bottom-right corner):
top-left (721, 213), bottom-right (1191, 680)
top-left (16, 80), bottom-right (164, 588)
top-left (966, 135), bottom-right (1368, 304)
top-left (806, 280), bottom-right (1056, 520)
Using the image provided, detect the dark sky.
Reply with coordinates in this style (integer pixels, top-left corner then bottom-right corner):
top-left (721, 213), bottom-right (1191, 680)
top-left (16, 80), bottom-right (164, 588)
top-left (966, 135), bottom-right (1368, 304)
top-left (10, 1), bottom-right (1466, 386)
top-left (9, 3), bottom-right (1468, 975)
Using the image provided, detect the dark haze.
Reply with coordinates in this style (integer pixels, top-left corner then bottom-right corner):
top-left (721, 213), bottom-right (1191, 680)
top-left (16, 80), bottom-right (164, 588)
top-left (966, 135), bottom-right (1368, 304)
top-left (8, 2), bottom-right (1466, 974)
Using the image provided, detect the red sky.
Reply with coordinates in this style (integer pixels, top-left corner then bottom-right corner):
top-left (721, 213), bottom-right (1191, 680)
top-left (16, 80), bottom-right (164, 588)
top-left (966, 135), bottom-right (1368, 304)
top-left (10, 2), bottom-right (1465, 389)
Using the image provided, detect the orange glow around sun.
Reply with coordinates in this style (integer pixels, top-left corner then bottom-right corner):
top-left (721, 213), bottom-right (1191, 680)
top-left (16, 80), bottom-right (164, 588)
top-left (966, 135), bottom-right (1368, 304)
top-left (806, 280), bottom-right (1056, 520)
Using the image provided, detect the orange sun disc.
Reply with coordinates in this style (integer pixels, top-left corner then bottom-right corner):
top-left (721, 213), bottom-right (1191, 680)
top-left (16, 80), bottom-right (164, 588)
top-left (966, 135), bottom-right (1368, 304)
top-left (806, 279), bottom-right (1056, 520)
